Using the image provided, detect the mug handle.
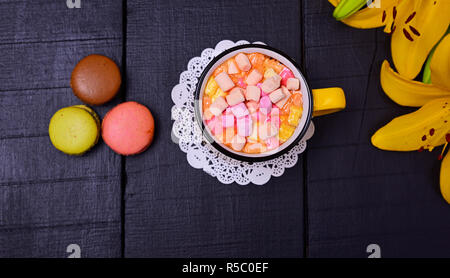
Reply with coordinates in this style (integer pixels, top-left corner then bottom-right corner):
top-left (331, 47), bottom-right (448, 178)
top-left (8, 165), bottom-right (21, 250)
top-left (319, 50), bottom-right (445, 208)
top-left (311, 87), bottom-right (346, 117)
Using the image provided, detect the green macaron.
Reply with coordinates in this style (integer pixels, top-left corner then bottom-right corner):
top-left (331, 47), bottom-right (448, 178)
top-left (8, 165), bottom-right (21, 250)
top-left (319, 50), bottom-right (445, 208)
top-left (48, 105), bottom-right (100, 155)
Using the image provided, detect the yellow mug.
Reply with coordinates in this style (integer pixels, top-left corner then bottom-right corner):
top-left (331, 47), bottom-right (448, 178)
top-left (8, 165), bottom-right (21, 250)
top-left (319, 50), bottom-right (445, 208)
top-left (195, 44), bottom-right (346, 162)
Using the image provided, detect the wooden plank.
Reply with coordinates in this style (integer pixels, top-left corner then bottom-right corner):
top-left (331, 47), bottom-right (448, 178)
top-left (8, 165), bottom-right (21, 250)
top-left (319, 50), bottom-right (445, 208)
top-left (0, 178), bottom-right (120, 227)
top-left (0, 39), bottom-right (122, 92)
top-left (0, 0), bottom-right (123, 257)
top-left (0, 126), bottom-right (121, 184)
top-left (305, 43), bottom-right (376, 81)
top-left (304, 1), bottom-right (450, 257)
top-left (0, 87), bottom-right (123, 139)
top-left (304, 0), bottom-right (337, 14)
top-left (124, 0), bottom-right (304, 257)
top-left (304, 13), bottom-right (376, 48)
top-left (0, 222), bottom-right (121, 258)
top-left (0, 0), bottom-right (122, 44)
top-left (125, 171), bottom-right (304, 257)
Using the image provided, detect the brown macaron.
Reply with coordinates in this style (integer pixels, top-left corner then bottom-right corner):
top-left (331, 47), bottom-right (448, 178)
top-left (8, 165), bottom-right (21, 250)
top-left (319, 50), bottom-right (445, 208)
top-left (71, 54), bottom-right (121, 105)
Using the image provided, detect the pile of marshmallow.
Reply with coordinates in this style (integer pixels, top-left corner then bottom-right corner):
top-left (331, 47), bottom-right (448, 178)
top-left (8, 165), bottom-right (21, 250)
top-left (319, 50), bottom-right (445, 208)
top-left (203, 53), bottom-right (301, 153)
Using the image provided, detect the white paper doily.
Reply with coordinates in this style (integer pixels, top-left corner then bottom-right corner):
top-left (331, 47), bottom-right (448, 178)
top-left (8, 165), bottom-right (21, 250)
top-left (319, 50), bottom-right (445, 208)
top-left (171, 40), bottom-right (315, 185)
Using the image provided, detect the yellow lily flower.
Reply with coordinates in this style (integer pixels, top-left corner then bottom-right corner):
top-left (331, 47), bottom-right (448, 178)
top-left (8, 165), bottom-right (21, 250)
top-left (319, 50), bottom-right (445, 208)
top-left (374, 40), bottom-right (450, 203)
top-left (330, 0), bottom-right (450, 79)
top-left (391, 0), bottom-right (450, 79)
top-left (329, 0), bottom-right (450, 204)
top-left (360, 32), bottom-right (450, 152)
top-left (430, 34), bottom-right (450, 204)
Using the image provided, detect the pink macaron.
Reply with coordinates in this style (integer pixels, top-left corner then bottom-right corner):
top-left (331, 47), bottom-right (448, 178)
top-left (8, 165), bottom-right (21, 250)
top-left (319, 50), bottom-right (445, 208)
top-left (102, 101), bottom-right (155, 155)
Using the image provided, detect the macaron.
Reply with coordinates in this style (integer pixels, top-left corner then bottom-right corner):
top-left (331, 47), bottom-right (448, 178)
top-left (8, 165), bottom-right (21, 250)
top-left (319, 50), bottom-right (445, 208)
top-left (49, 105), bottom-right (100, 155)
top-left (71, 54), bottom-right (122, 105)
top-left (72, 105), bottom-right (101, 127)
top-left (102, 101), bottom-right (155, 155)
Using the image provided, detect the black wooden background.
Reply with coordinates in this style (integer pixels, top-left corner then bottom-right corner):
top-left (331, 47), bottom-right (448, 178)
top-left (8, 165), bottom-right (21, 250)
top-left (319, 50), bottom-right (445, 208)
top-left (1, 0), bottom-right (450, 258)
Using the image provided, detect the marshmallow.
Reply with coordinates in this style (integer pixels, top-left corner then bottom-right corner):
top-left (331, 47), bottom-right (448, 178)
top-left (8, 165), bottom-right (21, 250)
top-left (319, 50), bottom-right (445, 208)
top-left (250, 111), bottom-right (266, 123)
top-left (258, 83), bottom-right (268, 97)
top-left (223, 127), bottom-right (235, 144)
top-left (230, 103), bottom-right (249, 118)
top-left (246, 100), bottom-right (259, 114)
top-left (245, 85), bottom-right (261, 102)
top-left (286, 78), bottom-right (300, 90)
top-left (257, 110), bottom-right (267, 123)
top-left (248, 122), bottom-right (259, 142)
top-left (261, 75), bottom-right (281, 93)
top-left (269, 88), bottom-right (285, 103)
top-left (265, 136), bottom-right (279, 151)
top-left (226, 87), bottom-right (245, 106)
top-left (271, 106), bottom-right (280, 116)
top-left (279, 123), bottom-right (295, 142)
top-left (209, 96), bottom-right (229, 116)
top-left (204, 109), bottom-right (214, 121)
top-left (206, 116), bottom-right (217, 130)
top-left (245, 143), bottom-right (265, 154)
top-left (237, 78), bottom-right (247, 88)
top-left (259, 95), bottom-right (272, 115)
top-left (231, 134), bottom-right (246, 151)
top-left (214, 72), bottom-right (234, 92)
top-left (279, 67), bottom-right (294, 86)
top-left (245, 69), bottom-right (263, 85)
top-left (258, 122), bottom-right (278, 140)
top-left (235, 53), bottom-right (251, 72)
top-left (228, 60), bottom-right (239, 75)
top-left (264, 68), bottom-right (277, 79)
top-left (275, 86), bottom-right (292, 108)
top-left (207, 116), bottom-right (223, 135)
top-left (237, 115), bottom-right (253, 137)
top-left (270, 107), bottom-right (280, 128)
top-left (222, 113), bottom-right (235, 128)
top-left (292, 91), bottom-right (303, 106)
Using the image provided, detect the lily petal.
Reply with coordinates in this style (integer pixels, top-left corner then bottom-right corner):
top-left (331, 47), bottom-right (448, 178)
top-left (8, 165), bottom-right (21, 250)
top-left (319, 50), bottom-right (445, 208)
top-left (391, 0), bottom-right (450, 79)
top-left (329, 0), bottom-right (402, 32)
top-left (422, 28), bottom-right (450, 84)
top-left (430, 34), bottom-right (450, 90)
top-left (381, 60), bottom-right (450, 107)
top-left (372, 98), bottom-right (450, 151)
top-left (440, 150), bottom-right (450, 204)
